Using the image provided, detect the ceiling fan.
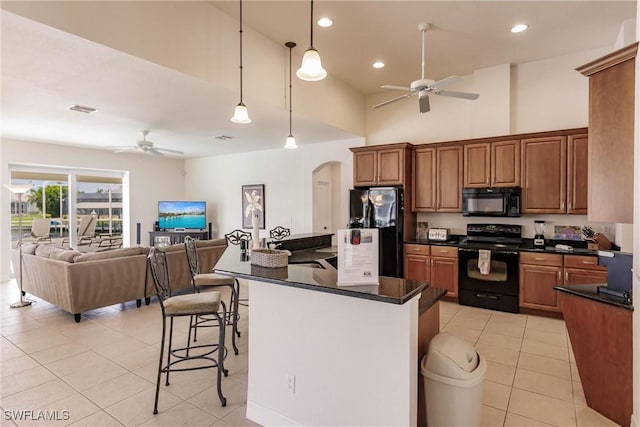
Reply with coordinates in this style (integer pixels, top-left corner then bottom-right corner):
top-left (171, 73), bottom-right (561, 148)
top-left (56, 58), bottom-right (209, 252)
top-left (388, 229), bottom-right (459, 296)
top-left (108, 130), bottom-right (184, 156)
top-left (374, 23), bottom-right (479, 114)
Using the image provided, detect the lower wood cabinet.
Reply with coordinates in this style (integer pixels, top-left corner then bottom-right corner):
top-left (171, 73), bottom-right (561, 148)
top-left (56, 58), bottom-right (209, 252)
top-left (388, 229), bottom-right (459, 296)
top-left (519, 252), bottom-right (607, 312)
top-left (404, 244), bottom-right (458, 297)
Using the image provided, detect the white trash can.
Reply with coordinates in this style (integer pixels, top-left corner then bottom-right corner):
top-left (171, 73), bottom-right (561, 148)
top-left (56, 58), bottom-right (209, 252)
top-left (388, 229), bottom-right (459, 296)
top-left (421, 332), bottom-right (486, 427)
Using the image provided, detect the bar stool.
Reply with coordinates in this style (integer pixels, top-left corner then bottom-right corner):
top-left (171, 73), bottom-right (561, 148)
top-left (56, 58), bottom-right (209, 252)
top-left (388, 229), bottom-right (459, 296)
top-left (224, 230), bottom-right (252, 308)
top-left (147, 247), bottom-right (228, 413)
top-left (184, 236), bottom-right (239, 355)
top-left (269, 226), bottom-right (291, 240)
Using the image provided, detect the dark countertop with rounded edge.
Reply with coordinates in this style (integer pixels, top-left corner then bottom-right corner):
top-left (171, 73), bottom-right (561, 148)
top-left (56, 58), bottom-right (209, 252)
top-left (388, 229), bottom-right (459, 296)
top-left (554, 284), bottom-right (633, 310)
top-left (405, 237), bottom-right (600, 256)
top-left (214, 244), bottom-right (446, 310)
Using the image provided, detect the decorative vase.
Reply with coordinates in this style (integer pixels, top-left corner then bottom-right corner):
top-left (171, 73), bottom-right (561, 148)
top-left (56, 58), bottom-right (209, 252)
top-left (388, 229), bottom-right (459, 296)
top-left (252, 212), bottom-right (260, 249)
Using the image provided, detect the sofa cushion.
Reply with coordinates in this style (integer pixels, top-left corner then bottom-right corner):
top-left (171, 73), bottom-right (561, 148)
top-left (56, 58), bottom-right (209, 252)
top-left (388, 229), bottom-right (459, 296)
top-left (73, 247), bottom-right (147, 263)
top-left (35, 244), bottom-right (64, 258)
top-left (196, 238), bottom-right (227, 248)
top-left (21, 243), bottom-right (38, 255)
top-left (50, 249), bottom-right (83, 263)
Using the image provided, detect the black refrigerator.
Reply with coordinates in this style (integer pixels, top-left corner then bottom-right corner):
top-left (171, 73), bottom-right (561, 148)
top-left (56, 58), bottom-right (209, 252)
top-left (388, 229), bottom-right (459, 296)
top-left (349, 187), bottom-right (404, 278)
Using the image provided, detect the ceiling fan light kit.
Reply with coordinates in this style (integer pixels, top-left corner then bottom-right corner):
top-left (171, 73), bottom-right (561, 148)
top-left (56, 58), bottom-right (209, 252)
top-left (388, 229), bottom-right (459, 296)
top-left (374, 22), bottom-right (479, 113)
top-left (297, 0), bottom-right (327, 82)
top-left (284, 41), bottom-right (298, 149)
top-left (231, 0), bottom-right (251, 124)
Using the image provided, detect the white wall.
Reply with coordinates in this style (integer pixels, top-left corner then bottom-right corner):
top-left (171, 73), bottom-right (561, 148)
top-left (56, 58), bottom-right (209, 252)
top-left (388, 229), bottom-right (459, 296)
top-left (0, 138), bottom-right (185, 281)
top-left (184, 138), bottom-right (363, 240)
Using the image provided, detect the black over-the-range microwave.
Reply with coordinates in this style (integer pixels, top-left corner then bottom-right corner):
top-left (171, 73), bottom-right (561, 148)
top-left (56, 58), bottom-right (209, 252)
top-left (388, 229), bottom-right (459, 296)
top-left (462, 187), bottom-right (521, 217)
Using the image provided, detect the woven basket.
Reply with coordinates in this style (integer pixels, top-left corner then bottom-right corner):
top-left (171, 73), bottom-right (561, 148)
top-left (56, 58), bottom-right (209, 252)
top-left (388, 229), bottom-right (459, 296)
top-left (251, 264), bottom-right (288, 280)
top-left (250, 248), bottom-right (288, 268)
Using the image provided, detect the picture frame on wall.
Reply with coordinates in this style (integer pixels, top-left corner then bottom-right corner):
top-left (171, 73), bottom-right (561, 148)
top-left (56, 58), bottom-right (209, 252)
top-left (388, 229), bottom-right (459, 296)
top-left (242, 184), bottom-right (265, 229)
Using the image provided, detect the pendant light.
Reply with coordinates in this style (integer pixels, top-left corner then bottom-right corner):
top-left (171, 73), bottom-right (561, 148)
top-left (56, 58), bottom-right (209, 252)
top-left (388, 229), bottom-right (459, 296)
top-left (296, 0), bottom-right (327, 81)
top-left (231, 0), bottom-right (251, 123)
top-left (284, 42), bottom-right (298, 149)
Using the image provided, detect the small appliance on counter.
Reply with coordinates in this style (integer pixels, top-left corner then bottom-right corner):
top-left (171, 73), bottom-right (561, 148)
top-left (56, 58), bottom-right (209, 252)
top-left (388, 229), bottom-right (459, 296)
top-left (533, 220), bottom-right (546, 248)
top-left (428, 228), bottom-right (450, 242)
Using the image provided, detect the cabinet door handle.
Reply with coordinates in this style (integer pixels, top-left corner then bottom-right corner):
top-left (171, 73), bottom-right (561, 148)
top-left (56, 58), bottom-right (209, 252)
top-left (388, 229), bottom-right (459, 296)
top-left (561, 200), bottom-right (565, 210)
top-left (565, 271), bottom-right (569, 282)
top-left (535, 257), bottom-right (545, 261)
top-left (568, 201), bottom-right (572, 211)
top-left (557, 271), bottom-right (562, 283)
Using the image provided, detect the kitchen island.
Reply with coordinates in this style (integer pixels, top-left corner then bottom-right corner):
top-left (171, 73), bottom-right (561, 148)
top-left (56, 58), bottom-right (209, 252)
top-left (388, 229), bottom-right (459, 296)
top-left (215, 244), bottom-right (445, 426)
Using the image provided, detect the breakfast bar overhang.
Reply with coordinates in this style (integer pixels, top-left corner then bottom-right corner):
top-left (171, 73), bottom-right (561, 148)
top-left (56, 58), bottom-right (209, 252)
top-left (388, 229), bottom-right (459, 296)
top-left (215, 245), bottom-right (445, 426)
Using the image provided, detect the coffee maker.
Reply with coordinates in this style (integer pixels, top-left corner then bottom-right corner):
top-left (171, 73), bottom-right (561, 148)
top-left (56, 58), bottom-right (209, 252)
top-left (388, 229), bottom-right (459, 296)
top-left (534, 220), bottom-right (546, 248)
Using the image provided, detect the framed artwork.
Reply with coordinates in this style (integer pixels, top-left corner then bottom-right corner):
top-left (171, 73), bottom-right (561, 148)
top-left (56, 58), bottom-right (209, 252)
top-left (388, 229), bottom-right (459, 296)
top-left (242, 184), bottom-right (265, 229)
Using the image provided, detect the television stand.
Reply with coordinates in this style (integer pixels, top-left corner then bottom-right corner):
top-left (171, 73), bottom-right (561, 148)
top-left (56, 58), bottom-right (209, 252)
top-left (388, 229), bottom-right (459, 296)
top-left (149, 230), bottom-right (209, 246)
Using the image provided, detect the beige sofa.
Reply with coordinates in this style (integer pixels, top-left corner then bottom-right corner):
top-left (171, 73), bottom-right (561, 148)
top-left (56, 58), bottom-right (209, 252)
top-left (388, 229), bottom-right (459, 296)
top-left (12, 239), bottom-right (228, 322)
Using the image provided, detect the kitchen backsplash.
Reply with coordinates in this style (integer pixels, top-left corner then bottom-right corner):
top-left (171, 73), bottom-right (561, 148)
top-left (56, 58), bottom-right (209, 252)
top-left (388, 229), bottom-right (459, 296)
top-left (418, 213), bottom-right (615, 242)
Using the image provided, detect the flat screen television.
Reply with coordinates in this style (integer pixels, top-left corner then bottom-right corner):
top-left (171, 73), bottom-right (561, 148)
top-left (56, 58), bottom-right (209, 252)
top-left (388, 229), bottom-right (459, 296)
top-left (158, 201), bottom-right (206, 230)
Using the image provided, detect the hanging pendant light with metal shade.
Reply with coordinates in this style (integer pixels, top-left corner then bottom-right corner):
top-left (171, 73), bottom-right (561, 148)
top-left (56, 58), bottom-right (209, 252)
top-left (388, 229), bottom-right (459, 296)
top-left (231, 0), bottom-right (251, 123)
top-left (296, 0), bottom-right (327, 82)
top-left (284, 41), bottom-right (298, 149)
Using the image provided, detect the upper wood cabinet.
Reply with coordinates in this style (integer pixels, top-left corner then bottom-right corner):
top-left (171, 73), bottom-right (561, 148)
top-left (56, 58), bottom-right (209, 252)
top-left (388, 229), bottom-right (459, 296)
top-left (521, 136), bottom-right (567, 214)
top-left (464, 140), bottom-right (520, 188)
top-left (567, 134), bottom-right (588, 214)
top-left (412, 145), bottom-right (462, 212)
top-left (351, 144), bottom-right (411, 187)
top-left (521, 132), bottom-right (588, 214)
top-left (577, 43), bottom-right (637, 224)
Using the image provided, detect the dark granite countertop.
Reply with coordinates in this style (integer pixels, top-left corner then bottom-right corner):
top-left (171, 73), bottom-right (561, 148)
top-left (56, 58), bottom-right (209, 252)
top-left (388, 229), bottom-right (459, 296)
top-left (215, 244), bottom-right (446, 308)
top-left (554, 284), bottom-right (633, 310)
top-left (405, 239), bottom-right (461, 246)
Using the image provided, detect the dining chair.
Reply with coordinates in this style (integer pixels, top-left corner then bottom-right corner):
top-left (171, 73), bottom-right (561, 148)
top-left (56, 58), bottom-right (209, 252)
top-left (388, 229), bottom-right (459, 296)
top-left (147, 247), bottom-right (228, 414)
top-left (224, 229), bottom-right (252, 308)
top-left (184, 236), bottom-right (239, 355)
top-left (269, 226), bottom-right (291, 240)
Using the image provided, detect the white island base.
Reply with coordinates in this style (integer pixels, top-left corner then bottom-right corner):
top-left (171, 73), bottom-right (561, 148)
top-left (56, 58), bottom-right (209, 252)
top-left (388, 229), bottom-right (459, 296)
top-left (245, 279), bottom-right (432, 426)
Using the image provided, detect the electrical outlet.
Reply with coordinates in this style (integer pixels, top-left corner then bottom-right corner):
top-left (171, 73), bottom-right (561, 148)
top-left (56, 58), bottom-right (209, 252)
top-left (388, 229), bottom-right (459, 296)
top-left (286, 374), bottom-right (296, 394)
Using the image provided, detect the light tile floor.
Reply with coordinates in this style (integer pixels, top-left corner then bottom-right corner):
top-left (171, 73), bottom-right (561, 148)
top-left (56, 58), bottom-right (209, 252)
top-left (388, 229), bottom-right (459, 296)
top-left (0, 278), bottom-right (621, 427)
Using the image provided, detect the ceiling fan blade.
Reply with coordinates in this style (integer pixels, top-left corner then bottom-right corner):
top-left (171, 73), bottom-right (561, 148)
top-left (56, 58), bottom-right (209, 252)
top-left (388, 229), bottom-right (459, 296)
top-left (373, 92), bottom-right (416, 109)
top-left (156, 147), bottom-right (185, 155)
top-left (418, 91), bottom-right (430, 114)
top-left (110, 147), bottom-right (139, 153)
top-left (147, 147), bottom-right (164, 156)
top-left (429, 76), bottom-right (462, 90)
top-left (436, 90), bottom-right (480, 100)
top-left (381, 85), bottom-right (412, 91)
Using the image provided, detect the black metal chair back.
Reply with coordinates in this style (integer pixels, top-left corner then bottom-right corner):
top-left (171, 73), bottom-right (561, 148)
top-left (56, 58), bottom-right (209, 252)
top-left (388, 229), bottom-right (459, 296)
top-left (269, 226), bottom-right (291, 240)
top-left (148, 247), bottom-right (171, 303)
top-left (225, 229), bottom-right (252, 246)
top-left (184, 236), bottom-right (200, 278)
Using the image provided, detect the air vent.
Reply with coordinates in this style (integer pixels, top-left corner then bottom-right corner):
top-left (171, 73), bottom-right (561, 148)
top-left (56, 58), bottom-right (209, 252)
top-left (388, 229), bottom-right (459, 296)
top-left (66, 104), bottom-right (98, 114)
top-left (215, 135), bottom-right (233, 141)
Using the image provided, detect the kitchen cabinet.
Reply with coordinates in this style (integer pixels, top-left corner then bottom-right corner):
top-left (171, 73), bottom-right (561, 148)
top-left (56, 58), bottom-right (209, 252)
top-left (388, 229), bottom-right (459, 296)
top-left (412, 145), bottom-right (462, 212)
top-left (464, 140), bottom-right (520, 188)
top-left (567, 134), bottom-right (588, 214)
top-left (521, 136), bottom-right (567, 214)
top-left (351, 144), bottom-right (411, 187)
top-left (519, 252), bottom-right (563, 311)
top-left (521, 132), bottom-right (589, 214)
top-left (404, 244), bottom-right (458, 297)
top-left (577, 43), bottom-right (637, 224)
top-left (519, 252), bottom-right (606, 312)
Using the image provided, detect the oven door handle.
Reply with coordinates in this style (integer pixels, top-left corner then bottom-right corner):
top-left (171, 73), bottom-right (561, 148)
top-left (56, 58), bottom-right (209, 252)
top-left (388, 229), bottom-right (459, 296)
top-left (458, 247), bottom-right (519, 256)
top-left (475, 293), bottom-right (499, 300)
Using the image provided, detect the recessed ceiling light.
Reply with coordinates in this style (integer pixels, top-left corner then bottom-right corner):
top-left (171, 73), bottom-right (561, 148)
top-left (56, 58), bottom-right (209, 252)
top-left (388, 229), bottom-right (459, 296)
top-left (372, 61), bottom-right (385, 69)
top-left (66, 104), bottom-right (98, 114)
top-left (511, 24), bottom-right (528, 33)
top-left (317, 17), bottom-right (333, 28)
